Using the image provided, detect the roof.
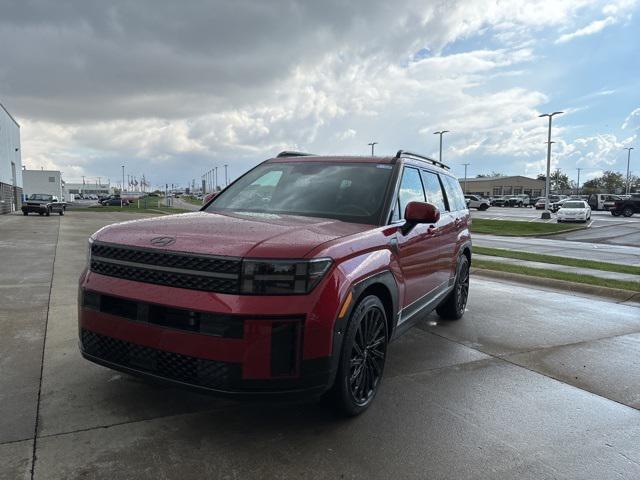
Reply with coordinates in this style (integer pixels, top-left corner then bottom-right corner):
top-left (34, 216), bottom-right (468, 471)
top-left (266, 155), bottom-right (397, 164)
top-left (0, 102), bottom-right (20, 128)
top-left (459, 175), bottom-right (544, 182)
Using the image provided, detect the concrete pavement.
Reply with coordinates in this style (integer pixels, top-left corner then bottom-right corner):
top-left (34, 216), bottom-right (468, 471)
top-left (1, 211), bottom-right (639, 479)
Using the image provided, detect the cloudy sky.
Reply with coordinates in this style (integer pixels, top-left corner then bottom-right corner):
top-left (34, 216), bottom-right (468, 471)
top-left (1, 0), bottom-right (639, 188)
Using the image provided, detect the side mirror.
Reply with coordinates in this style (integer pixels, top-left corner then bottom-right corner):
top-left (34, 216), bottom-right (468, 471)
top-left (402, 201), bottom-right (440, 234)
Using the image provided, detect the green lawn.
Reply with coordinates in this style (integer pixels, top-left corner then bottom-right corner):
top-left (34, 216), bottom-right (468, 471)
top-left (180, 195), bottom-right (204, 206)
top-left (473, 246), bottom-right (640, 276)
top-left (470, 218), bottom-right (585, 236)
top-left (474, 258), bottom-right (640, 292)
top-left (71, 196), bottom-right (189, 214)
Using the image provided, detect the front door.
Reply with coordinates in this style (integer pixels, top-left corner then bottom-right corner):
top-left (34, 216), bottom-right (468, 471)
top-left (394, 167), bottom-right (441, 313)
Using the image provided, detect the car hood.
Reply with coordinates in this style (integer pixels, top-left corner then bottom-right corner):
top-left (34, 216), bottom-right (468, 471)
top-left (92, 211), bottom-right (372, 258)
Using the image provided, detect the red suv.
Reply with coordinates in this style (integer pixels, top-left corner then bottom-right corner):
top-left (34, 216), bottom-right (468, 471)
top-left (79, 150), bottom-right (471, 415)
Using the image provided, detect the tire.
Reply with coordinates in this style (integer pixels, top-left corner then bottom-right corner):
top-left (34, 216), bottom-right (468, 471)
top-left (436, 255), bottom-right (470, 320)
top-left (45, 209), bottom-right (51, 216)
top-left (557, 220), bottom-right (562, 223)
top-left (478, 204), bottom-right (489, 211)
top-left (612, 211), bottom-right (621, 217)
top-left (22, 211), bottom-right (28, 216)
top-left (59, 210), bottom-right (64, 216)
top-left (331, 295), bottom-right (388, 417)
top-left (622, 207), bottom-right (634, 217)
top-left (38, 212), bottom-right (44, 216)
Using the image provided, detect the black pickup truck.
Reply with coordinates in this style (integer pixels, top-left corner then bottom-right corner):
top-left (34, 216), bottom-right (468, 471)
top-left (21, 194), bottom-right (66, 216)
top-left (610, 194), bottom-right (640, 217)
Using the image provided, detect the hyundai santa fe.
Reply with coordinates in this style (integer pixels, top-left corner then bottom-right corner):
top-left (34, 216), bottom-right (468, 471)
top-left (78, 150), bottom-right (471, 415)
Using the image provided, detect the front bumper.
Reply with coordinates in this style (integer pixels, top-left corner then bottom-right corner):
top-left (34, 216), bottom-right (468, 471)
top-left (78, 268), bottom-right (346, 398)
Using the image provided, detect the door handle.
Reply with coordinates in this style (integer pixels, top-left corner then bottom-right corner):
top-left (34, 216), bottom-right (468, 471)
top-left (426, 225), bottom-right (437, 235)
top-left (454, 218), bottom-right (462, 227)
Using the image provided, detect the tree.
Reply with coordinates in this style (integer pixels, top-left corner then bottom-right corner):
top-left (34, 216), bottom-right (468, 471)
top-left (550, 169), bottom-right (571, 192)
top-left (476, 171), bottom-right (506, 178)
top-left (581, 171), bottom-right (625, 193)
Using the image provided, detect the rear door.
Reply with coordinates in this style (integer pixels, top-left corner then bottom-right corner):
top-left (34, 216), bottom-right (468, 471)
top-left (439, 175), bottom-right (469, 283)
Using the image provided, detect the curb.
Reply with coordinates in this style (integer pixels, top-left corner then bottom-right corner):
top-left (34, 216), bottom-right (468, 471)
top-left (471, 267), bottom-right (640, 303)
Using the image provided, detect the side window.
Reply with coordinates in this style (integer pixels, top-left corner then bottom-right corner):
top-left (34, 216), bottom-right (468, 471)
top-left (441, 176), bottom-right (467, 211)
top-left (397, 167), bottom-right (425, 219)
top-left (421, 170), bottom-right (447, 212)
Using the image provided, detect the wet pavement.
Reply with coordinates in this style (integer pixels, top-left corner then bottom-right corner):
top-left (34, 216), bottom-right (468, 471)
top-left (1, 211), bottom-right (639, 479)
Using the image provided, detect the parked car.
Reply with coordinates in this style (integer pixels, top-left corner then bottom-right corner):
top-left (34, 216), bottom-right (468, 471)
top-left (21, 194), bottom-right (66, 216)
top-left (556, 200), bottom-right (591, 223)
top-left (78, 150), bottom-right (472, 416)
top-left (492, 196), bottom-right (508, 207)
top-left (588, 193), bottom-right (620, 211)
top-left (504, 195), bottom-right (531, 207)
top-left (100, 196), bottom-right (129, 206)
top-left (610, 194), bottom-right (640, 217)
top-left (464, 194), bottom-right (490, 210)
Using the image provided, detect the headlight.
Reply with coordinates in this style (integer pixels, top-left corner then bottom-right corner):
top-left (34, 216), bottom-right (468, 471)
top-left (241, 258), bottom-right (332, 295)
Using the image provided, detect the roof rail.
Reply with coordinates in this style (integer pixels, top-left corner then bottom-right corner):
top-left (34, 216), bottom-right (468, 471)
top-left (395, 150), bottom-right (450, 170)
top-left (276, 151), bottom-right (316, 158)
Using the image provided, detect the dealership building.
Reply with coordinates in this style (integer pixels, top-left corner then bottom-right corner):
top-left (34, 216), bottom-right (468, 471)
top-left (0, 103), bottom-right (22, 214)
top-left (459, 175), bottom-right (546, 198)
top-left (65, 182), bottom-right (111, 196)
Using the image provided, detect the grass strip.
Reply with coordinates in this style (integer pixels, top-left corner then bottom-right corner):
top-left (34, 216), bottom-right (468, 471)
top-left (474, 258), bottom-right (640, 292)
top-left (470, 218), bottom-right (584, 236)
top-left (473, 246), bottom-right (640, 276)
top-left (180, 196), bottom-right (204, 206)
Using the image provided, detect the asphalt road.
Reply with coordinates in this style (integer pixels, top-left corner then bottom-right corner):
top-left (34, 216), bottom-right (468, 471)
top-left (1, 212), bottom-right (639, 479)
top-left (471, 206), bottom-right (640, 247)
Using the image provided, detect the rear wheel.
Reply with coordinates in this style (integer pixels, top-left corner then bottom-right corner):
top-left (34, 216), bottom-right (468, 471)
top-left (622, 207), bottom-right (634, 217)
top-left (437, 255), bottom-right (470, 320)
top-left (331, 295), bottom-right (388, 416)
top-left (22, 211), bottom-right (28, 216)
top-left (612, 210), bottom-right (621, 216)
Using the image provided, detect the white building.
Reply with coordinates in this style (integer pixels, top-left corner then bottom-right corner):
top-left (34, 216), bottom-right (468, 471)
top-left (0, 102), bottom-right (22, 214)
top-left (23, 169), bottom-right (65, 200)
top-left (66, 182), bottom-right (111, 196)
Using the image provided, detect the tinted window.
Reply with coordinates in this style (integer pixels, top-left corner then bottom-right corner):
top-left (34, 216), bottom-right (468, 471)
top-left (441, 176), bottom-right (467, 211)
top-left (207, 162), bottom-right (393, 225)
top-left (421, 170), bottom-right (447, 212)
top-left (398, 167), bottom-right (425, 218)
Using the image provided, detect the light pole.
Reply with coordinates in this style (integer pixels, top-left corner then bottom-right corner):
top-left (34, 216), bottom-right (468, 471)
top-left (433, 130), bottom-right (449, 164)
top-left (624, 147), bottom-right (634, 194)
top-left (538, 112), bottom-right (563, 219)
top-left (461, 163), bottom-right (470, 193)
top-left (368, 142), bottom-right (378, 156)
top-left (576, 168), bottom-right (582, 196)
top-left (224, 164), bottom-right (228, 186)
top-left (121, 165), bottom-right (125, 208)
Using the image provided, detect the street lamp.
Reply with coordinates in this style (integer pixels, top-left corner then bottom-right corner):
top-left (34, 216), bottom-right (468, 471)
top-left (576, 168), bottom-right (583, 196)
top-left (121, 165), bottom-right (125, 208)
top-left (433, 130), bottom-right (449, 164)
top-left (624, 147), bottom-right (634, 194)
top-left (368, 142), bottom-right (378, 156)
top-left (461, 163), bottom-right (470, 193)
top-left (538, 111), bottom-right (563, 219)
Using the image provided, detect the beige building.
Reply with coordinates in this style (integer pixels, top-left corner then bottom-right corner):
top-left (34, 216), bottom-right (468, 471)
top-left (459, 175), bottom-right (546, 198)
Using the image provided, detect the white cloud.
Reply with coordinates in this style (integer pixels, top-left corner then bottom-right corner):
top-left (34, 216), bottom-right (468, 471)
top-left (555, 16), bottom-right (617, 43)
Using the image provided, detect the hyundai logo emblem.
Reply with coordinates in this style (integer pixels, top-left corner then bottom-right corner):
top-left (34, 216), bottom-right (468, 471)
top-left (150, 236), bottom-right (176, 247)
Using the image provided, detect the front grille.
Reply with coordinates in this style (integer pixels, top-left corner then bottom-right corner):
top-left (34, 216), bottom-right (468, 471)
top-left (81, 329), bottom-right (241, 389)
top-left (91, 243), bottom-right (241, 274)
top-left (90, 260), bottom-right (239, 293)
top-left (90, 242), bottom-right (241, 293)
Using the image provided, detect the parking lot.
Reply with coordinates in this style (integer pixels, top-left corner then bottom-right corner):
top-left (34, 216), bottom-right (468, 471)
top-left (471, 206), bottom-right (640, 246)
top-left (1, 211), bottom-right (639, 479)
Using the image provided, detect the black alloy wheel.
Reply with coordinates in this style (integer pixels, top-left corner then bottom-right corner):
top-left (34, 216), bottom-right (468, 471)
top-left (437, 255), bottom-right (470, 320)
top-left (622, 207), bottom-right (634, 217)
top-left (332, 295), bottom-right (388, 416)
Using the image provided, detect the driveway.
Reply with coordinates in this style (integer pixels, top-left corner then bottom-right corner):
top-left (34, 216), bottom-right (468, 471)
top-left (1, 211), bottom-right (639, 479)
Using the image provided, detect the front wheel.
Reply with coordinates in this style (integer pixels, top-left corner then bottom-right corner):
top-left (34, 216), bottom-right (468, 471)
top-left (612, 211), bottom-right (621, 216)
top-left (331, 295), bottom-right (388, 416)
top-left (437, 255), bottom-right (470, 320)
top-left (622, 207), bottom-right (634, 217)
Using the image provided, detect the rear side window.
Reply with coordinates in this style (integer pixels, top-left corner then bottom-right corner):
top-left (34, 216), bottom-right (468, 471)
top-left (441, 176), bottom-right (467, 211)
top-left (421, 170), bottom-right (447, 212)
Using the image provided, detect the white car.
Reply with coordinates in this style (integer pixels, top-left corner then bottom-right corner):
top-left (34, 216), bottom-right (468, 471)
top-left (556, 200), bottom-right (591, 223)
top-left (464, 194), bottom-right (490, 210)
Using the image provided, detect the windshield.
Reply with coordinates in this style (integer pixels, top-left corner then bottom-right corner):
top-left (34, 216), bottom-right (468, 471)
top-left (561, 202), bottom-right (585, 209)
top-left (28, 194), bottom-right (53, 201)
top-left (205, 162), bottom-right (394, 224)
